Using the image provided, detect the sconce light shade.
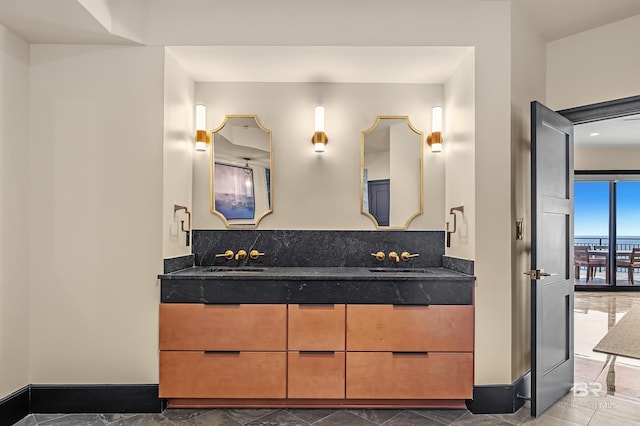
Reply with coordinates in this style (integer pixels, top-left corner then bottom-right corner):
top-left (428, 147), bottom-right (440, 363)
top-left (312, 106), bottom-right (328, 152)
top-left (195, 103), bottom-right (211, 151)
top-left (428, 106), bottom-right (443, 152)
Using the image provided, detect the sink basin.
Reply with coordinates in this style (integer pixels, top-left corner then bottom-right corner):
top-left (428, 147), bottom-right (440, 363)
top-left (369, 268), bottom-right (432, 273)
top-left (207, 267), bottom-right (265, 273)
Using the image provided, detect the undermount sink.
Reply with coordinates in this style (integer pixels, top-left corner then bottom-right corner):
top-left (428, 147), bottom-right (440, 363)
top-left (369, 268), bottom-right (433, 273)
top-left (207, 267), bottom-right (265, 273)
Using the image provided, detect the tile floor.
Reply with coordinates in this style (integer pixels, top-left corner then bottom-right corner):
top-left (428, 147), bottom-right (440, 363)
top-left (12, 292), bottom-right (640, 425)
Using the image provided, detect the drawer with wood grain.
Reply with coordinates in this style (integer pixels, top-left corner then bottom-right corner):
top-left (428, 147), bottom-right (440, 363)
top-left (346, 352), bottom-right (473, 399)
top-left (159, 304), bottom-right (286, 351)
top-left (346, 304), bottom-right (473, 352)
top-left (287, 351), bottom-right (345, 399)
top-left (288, 304), bottom-right (345, 351)
top-left (159, 351), bottom-right (286, 399)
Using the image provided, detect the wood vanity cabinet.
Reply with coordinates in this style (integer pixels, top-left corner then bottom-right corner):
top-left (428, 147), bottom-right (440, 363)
top-left (159, 302), bottom-right (474, 406)
top-left (345, 305), bottom-right (474, 400)
top-left (159, 304), bottom-right (287, 399)
top-left (287, 304), bottom-right (345, 399)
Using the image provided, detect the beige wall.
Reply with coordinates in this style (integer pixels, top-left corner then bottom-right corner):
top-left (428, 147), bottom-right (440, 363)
top-left (0, 24), bottom-right (30, 399)
top-left (192, 83), bottom-right (445, 231)
top-left (28, 45), bottom-right (164, 383)
top-left (3, 0), bottom-right (520, 389)
top-left (163, 51), bottom-right (195, 258)
top-left (444, 51), bottom-right (475, 260)
top-left (547, 14), bottom-right (640, 110)
top-left (510, 2), bottom-right (547, 382)
top-left (576, 147), bottom-right (640, 170)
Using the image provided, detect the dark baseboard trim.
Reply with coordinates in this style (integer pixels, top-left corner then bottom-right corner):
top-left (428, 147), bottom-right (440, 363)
top-left (0, 386), bottom-right (30, 426)
top-left (30, 384), bottom-right (165, 414)
top-left (466, 371), bottom-right (531, 414)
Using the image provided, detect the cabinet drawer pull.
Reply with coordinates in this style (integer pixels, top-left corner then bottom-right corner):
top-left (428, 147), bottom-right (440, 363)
top-left (299, 351), bottom-right (335, 355)
top-left (298, 304), bottom-right (335, 307)
top-left (392, 304), bottom-right (429, 307)
top-left (204, 351), bottom-right (241, 355)
top-left (203, 303), bottom-right (241, 306)
top-left (391, 351), bottom-right (429, 356)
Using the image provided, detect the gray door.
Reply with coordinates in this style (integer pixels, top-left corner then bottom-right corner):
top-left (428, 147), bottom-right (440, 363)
top-left (530, 101), bottom-right (574, 416)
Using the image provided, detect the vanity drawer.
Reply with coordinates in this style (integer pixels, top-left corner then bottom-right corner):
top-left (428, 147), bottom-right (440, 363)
top-left (288, 351), bottom-right (345, 399)
top-left (159, 351), bottom-right (286, 399)
top-left (159, 304), bottom-right (286, 351)
top-left (346, 305), bottom-right (473, 352)
top-left (346, 352), bottom-right (473, 399)
top-left (288, 304), bottom-right (345, 351)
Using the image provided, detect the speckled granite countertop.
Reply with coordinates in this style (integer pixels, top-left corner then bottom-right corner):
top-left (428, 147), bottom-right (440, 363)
top-left (158, 266), bottom-right (473, 281)
top-left (159, 266), bottom-right (474, 305)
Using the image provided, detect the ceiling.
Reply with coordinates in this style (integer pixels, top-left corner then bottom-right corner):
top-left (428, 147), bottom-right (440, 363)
top-left (575, 114), bottom-right (640, 148)
top-left (2, 0), bottom-right (640, 84)
top-left (1, 0), bottom-right (639, 146)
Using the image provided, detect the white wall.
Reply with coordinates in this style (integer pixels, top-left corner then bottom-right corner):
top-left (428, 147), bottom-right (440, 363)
top-left (0, 24), bottom-right (30, 399)
top-left (163, 51), bottom-right (194, 258)
top-left (510, 2), bottom-right (547, 382)
top-left (192, 83), bottom-right (445, 231)
top-left (547, 14), bottom-right (640, 110)
top-left (576, 147), bottom-right (640, 170)
top-left (28, 45), bottom-right (164, 384)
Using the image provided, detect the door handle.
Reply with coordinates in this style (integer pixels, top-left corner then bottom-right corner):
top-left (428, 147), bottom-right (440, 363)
top-left (524, 269), bottom-right (556, 280)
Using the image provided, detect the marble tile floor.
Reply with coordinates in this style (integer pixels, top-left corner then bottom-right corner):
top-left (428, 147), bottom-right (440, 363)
top-left (13, 292), bottom-right (640, 426)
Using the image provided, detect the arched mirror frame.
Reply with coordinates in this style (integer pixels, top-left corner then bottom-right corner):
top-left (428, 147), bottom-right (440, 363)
top-left (360, 115), bottom-right (424, 229)
top-left (209, 114), bottom-right (273, 228)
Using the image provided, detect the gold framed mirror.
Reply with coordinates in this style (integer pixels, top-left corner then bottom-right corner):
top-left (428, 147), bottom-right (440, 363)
top-left (361, 116), bottom-right (424, 229)
top-left (209, 115), bottom-right (273, 228)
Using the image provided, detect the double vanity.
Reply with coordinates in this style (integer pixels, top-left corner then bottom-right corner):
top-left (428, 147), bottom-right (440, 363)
top-left (158, 230), bottom-right (475, 409)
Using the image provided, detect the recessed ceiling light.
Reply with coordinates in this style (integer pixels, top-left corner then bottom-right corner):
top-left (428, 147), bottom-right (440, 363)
top-left (589, 132), bottom-right (600, 136)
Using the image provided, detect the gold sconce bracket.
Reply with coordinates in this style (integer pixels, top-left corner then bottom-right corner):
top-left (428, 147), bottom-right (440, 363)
top-left (195, 129), bottom-right (212, 144)
top-left (311, 131), bottom-right (328, 145)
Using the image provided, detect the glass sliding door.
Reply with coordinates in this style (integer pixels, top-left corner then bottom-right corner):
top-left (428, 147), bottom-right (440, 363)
top-left (574, 174), bottom-right (640, 289)
top-left (615, 181), bottom-right (640, 286)
top-left (574, 181), bottom-right (611, 286)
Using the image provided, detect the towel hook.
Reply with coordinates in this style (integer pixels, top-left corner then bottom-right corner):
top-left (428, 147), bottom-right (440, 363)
top-left (446, 206), bottom-right (464, 248)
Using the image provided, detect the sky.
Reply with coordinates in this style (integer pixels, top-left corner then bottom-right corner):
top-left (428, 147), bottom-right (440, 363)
top-left (574, 181), bottom-right (640, 237)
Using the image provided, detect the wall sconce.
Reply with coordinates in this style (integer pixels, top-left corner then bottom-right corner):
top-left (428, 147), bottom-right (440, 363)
top-left (311, 106), bottom-right (328, 153)
top-left (195, 103), bottom-right (211, 151)
top-left (427, 106), bottom-right (443, 153)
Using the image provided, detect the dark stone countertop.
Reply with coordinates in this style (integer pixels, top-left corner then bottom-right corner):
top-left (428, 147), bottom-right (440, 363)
top-left (159, 266), bottom-right (474, 305)
top-left (158, 266), bottom-right (474, 281)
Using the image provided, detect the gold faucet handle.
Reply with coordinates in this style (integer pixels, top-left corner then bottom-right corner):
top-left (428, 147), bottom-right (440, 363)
top-left (389, 251), bottom-right (400, 262)
top-left (235, 249), bottom-right (247, 260)
top-left (371, 251), bottom-right (385, 262)
top-left (215, 250), bottom-right (234, 260)
top-left (401, 251), bottom-right (420, 261)
top-left (250, 250), bottom-right (265, 260)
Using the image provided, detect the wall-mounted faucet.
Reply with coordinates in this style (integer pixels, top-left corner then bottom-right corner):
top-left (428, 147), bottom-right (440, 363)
top-left (215, 250), bottom-right (234, 260)
top-left (371, 251), bottom-right (386, 262)
top-left (446, 205), bottom-right (464, 248)
top-left (401, 251), bottom-right (420, 261)
top-left (174, 204), bottom-right (191, 246)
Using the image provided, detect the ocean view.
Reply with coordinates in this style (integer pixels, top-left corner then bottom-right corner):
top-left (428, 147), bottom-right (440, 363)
top-left (575, 236), bottom-right (640, 249)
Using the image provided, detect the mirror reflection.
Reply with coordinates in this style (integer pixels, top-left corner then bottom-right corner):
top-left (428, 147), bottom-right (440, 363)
top-left (361, 116), bottom-right (423, 229)
top-left (210, 115), bottom-right (272, 228)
